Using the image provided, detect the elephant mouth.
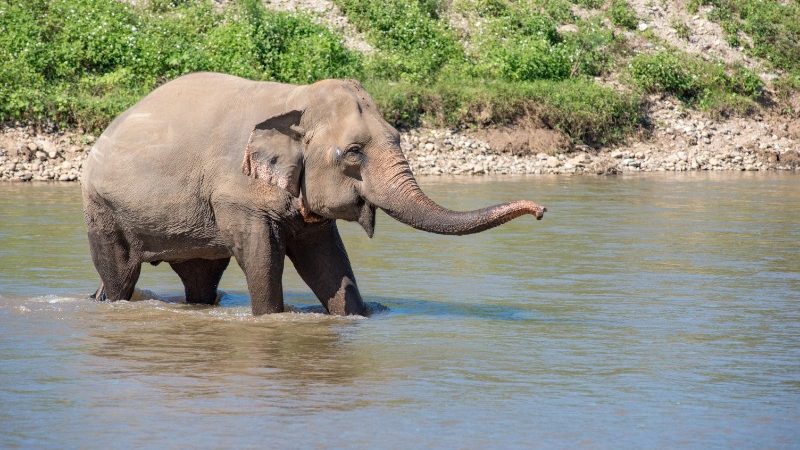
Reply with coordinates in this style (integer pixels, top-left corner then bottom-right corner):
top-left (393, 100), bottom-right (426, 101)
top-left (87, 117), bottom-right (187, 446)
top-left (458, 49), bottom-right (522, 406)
top-left (357, 199), bottom-right (376, 238)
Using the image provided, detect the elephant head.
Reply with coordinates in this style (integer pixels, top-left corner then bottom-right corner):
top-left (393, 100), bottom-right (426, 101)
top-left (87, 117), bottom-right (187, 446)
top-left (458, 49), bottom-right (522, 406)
top-left (242, 79), bottom-right (546, 237)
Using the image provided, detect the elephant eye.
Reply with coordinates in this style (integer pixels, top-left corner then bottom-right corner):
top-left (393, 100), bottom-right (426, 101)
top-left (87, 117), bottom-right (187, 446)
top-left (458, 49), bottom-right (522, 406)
top-left (342, 144), bottom-right (364, 165)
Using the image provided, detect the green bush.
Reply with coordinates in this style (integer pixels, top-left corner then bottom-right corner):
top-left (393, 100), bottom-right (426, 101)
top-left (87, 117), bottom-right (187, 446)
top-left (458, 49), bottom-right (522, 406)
top-left (609, 0), bottom-right (638, 30)
top-left (334, 0), bottom-right (462, 81)
top-left (466, 5), bottom-right (621, 81)
top-left (629, 51), bottom-right (703, 100)
top-left (0, 0), bottom-right (361, 128)
top-left (560, 19), bottom-right (621, 76)
top-left (247, 6), bottom-right (362, 83)
top-left (44, 0), bottom-right (141, 78)
top-left (366, 77), bottom-right (642, 145)
top-left (492, 37), bottom-right (572, 81)
top-left (0, 57), bottom-right (47, 121)
top-left (629, 50), bottom-right (763, 115)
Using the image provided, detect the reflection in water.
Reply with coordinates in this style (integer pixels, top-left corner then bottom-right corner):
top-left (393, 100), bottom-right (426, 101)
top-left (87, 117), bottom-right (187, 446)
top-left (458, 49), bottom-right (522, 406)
top-left (84, 302), bottom-right (362, 394)
top-left (1, 173), bottom-right (799, 448)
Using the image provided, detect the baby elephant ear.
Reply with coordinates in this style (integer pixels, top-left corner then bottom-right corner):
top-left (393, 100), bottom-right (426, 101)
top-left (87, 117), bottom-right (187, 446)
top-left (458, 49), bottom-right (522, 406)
top-left (241, 110), bottom-right (305, 197)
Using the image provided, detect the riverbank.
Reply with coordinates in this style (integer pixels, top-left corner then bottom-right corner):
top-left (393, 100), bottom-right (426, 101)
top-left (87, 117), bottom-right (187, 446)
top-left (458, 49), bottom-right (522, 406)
top-left (401, 98), bottom-right (800, 175)
top-left (2, 98), bottom-right (798, 182)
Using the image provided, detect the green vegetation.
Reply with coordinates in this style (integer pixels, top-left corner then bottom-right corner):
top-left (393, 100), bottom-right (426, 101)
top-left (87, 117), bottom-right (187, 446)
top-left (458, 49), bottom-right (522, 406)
top-left (671, 19), bottom-right (691, 41)
top-left (0, 0), bottom-right (360, 129)
top-left (367, 77), bottom-right (640, 144)
top-left (609, 0), bottom-right (638, 30)
top-left (336, 0), bottom-right (637, 144)
top-left (460, 2), bottom-right (622, 80)
top-left (628, 50), bottom-right (763, 115)
top-left (0, 0), bottom-right (796, 147)
top-left (774, 73), bottom-right (800, 116)
top-left (335, 0), bottom-right (463, 81)
top-left (699, 0), bottom-right (800, 74)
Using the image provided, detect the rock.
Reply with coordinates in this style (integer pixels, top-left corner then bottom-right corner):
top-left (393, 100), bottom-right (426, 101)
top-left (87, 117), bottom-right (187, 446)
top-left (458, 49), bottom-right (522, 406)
top-left (624, 159), bottom-right (641, 168)
top-left (546, 156), bottom-right (560, 168)
top-left (27, 142), bottom-right (37, 152)
top-left (568, 156), bottom-right (587, 167)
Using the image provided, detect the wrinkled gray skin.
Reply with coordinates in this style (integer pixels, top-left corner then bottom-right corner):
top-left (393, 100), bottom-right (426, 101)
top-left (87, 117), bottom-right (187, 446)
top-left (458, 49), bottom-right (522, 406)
top-left (82, 72), bottom-right (546, 316)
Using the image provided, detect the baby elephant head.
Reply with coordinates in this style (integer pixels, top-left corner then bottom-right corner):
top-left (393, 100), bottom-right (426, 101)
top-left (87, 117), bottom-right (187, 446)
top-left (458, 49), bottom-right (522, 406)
top-left (242, 79), bottom-right (545, 237)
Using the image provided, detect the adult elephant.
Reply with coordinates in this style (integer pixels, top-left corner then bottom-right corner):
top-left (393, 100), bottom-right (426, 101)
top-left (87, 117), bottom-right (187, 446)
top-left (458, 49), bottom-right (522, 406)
top-left (82, 72), bottom-right (546, 316)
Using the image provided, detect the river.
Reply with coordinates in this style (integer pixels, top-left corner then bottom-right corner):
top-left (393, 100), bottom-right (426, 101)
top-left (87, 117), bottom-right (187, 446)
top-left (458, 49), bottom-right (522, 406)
top-left (1, 173), bottom-right (798, 448)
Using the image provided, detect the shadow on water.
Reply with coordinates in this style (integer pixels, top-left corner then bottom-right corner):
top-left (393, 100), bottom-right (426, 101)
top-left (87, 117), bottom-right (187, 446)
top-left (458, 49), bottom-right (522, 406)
top-left (128, 287), bottom-right (540, 322)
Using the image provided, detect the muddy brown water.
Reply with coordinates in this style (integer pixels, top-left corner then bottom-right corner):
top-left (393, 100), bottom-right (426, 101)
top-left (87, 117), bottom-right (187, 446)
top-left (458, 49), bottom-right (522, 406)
top-left (1, 173), bottom-right (799, 448)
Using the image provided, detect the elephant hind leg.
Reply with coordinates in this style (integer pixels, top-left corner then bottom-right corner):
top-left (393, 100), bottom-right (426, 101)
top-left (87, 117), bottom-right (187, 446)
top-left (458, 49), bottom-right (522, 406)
top-left (169, 258), bottom-right (230, 305)
top-left (87, 228), bottom-right (142, 301)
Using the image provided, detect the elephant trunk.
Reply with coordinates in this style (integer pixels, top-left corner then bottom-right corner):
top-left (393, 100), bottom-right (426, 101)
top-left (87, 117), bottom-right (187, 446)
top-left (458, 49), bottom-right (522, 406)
top-left (363, 154), bottom-right (545, 236)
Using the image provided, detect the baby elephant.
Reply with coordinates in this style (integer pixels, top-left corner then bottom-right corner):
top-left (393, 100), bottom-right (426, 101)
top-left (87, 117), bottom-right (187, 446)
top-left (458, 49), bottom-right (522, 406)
top-left (82, 72), bottom-right (546, 315)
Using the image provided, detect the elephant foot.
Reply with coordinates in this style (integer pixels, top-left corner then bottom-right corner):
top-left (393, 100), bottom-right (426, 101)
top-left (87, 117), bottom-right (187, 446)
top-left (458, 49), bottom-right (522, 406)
top-left (90, 283), bottom-right (107, 301)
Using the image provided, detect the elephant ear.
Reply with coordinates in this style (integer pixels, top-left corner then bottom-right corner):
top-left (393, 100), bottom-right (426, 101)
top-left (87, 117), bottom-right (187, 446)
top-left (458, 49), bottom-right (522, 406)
top-left (241, 110), bottom-right (305, 197)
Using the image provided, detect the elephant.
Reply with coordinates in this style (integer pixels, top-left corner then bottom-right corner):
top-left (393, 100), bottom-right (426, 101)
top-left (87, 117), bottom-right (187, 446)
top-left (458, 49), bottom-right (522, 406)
top-left (81, 72), bottom-right (546, 316)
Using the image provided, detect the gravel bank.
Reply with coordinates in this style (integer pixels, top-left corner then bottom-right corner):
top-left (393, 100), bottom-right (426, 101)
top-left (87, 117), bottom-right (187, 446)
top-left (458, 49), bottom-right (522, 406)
top-left (0, 126), bottom-right (89, 182)
top-left (402, 98), bottom-right (800, 175)
top-left (2, 109), bottom-right (798, 183)
top-left (401, 128), bottom-right (799, 175)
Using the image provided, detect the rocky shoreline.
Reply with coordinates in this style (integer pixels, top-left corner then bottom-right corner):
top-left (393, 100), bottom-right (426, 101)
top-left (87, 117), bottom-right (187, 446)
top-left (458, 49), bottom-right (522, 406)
top-left (401, 128), bottom-right (800, 176)
top-left (2, 110), bottom-right (798, 183)
top-left (0, 126), bottom-right (89, 182)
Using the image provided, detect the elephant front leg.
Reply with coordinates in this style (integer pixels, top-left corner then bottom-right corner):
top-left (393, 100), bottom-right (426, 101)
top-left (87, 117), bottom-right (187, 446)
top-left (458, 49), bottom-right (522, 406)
top-left (229, 220), bottom-right (286, 315)
top-left (287, 221), bottom-right (367, 316)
